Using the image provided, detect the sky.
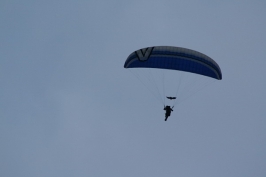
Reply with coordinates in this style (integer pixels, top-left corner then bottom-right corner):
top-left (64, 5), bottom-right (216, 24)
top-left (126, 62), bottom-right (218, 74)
top-left (1, 1), bottom-right (266, 177)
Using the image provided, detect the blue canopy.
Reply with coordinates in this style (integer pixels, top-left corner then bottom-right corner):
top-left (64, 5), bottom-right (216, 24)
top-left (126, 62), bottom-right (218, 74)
top-left (124, 46), bottom-right (222, 80)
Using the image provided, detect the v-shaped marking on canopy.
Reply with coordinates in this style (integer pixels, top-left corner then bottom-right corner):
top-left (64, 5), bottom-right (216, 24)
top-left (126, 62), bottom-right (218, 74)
top-left (135, 47), bottom-right (154, 61)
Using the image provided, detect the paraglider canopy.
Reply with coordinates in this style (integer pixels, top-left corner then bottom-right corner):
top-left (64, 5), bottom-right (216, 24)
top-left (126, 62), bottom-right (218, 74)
top-left (124, 46), bottom-right (222, 80)
top-left (124, 46), bottom-right (222, 107)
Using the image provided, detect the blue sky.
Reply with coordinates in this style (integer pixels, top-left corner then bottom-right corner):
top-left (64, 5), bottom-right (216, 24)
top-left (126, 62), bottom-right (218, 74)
top-left (1, 1), bottom-right (266, 177)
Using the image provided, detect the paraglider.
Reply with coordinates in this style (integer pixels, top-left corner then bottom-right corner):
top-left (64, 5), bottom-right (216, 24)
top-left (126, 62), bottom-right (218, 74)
top-left (164, 105), bottom-right (173, 121)
top-left (124, 46), bottom-right (222, 121)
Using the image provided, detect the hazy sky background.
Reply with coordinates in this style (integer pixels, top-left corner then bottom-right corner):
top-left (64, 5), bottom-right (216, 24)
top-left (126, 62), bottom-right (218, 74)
top-left (1, 1), bottom-right (266, 177)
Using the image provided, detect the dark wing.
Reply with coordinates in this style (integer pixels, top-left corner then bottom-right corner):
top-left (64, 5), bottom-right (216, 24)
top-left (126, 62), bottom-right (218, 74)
top-left (167, 97), bottom-right (176, 100)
